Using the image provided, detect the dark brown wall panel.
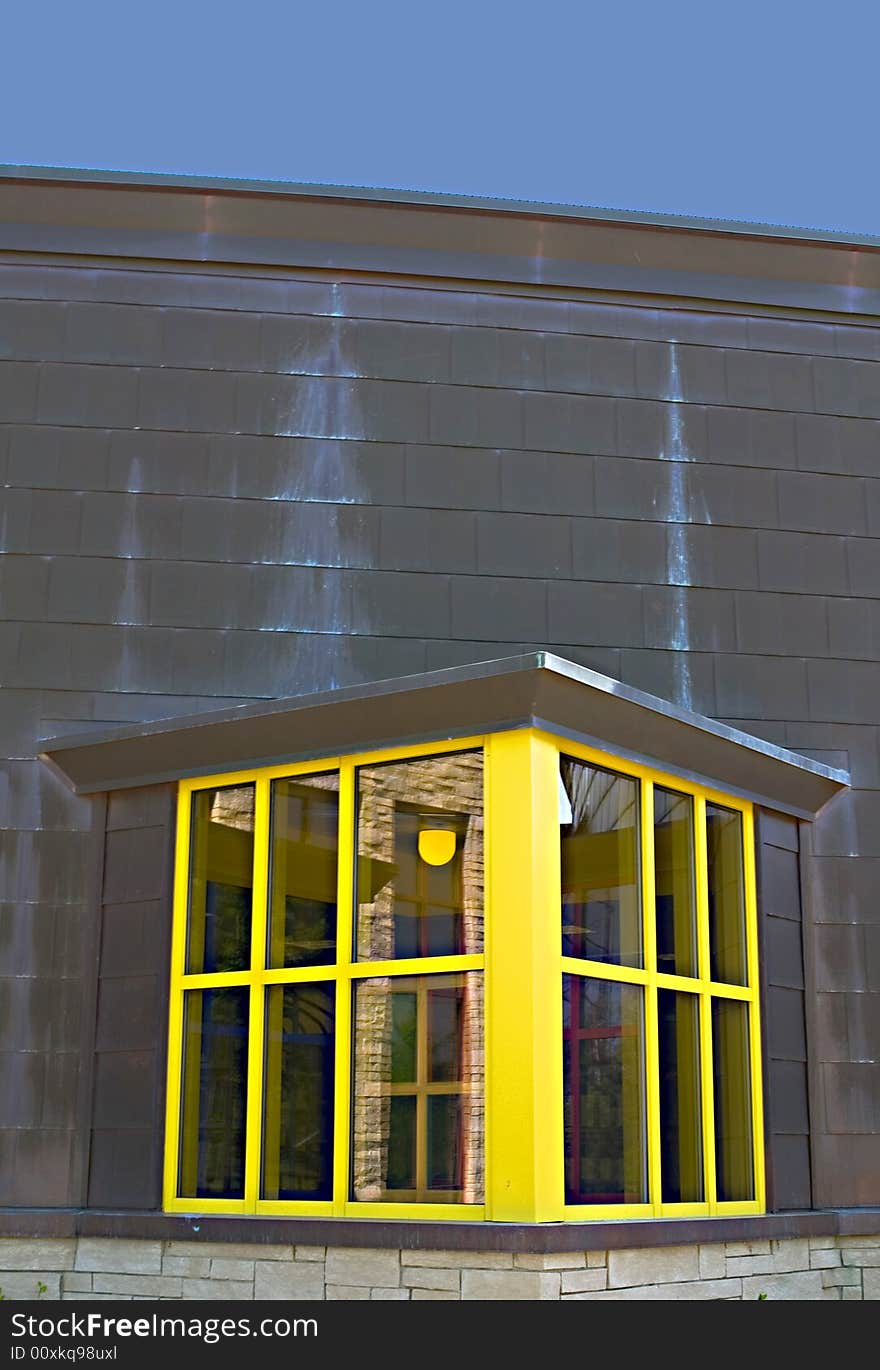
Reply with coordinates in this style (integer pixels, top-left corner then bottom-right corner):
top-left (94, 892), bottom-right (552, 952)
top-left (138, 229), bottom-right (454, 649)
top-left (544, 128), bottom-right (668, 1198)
top-left (1, 192), bottom-right (878, 1212)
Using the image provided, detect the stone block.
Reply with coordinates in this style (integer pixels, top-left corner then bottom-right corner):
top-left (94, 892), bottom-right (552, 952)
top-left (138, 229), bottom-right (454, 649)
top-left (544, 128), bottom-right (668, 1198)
top-left (179, 1279), bottom-right (253, 1300)
top-left (254, 1260), bottom-right (324, 1300)
top-left (75, 1239), bottom-right (161, 1275)
top-left (61, 1273), bottom-right (93, 1293)
top-left (401, 1250), bottom-right (512, 1269)
top-left (411, 1289), bottom-right (458, 1300)
top-left (92, 1274), bottom-right (183, 1298)
top-left (726, 1255), bottom-right (774, 1276)
top-left (699, 1245), bottom-right (726, 1279)
top-left (725, 1240), bottom-right (771, 1257)
top-left (809, 1250), bottom-right (841, 1269)
top-left (842, 1286), bottom-right (864, 1300)
top-left (162, 1256), bottom-right (211, 1278)
top-left (371, 1288), bottom-right (409, 1300)
top-left (586, 1251), bottom-right (607, 1268)
top-left (569, 1278), bottom-right (741, 1301)
top-left (0, 1239), bottom-right (76, 1271)
top-left (741, 1271), bottom-right (828, 1300)
top-left (401, 1268), bottom-right (460, 1292)
top-left (0, 1271), bottom-right (62, 1300)
top-left (842, 1249), bottom-right (880, 1266)
top-left (461, 1270), bottom-right (560, 1301)
top-left (608, 1244), bottom-right (701, 1288)
top-left (822, 1267), bottom-right (862, 1287)
top-left (514, 1253), bottom-right (585, 1270)
top-left (863, 1269), bottom-right (880, 1299)
top-left (560, 1269), bottom-right (607, 1294)
top-left (163, 1241), bottom-right (292, 1261)
top-left (295, 1246), bottom-right (326, 1262)
top-left (326, 1285), bottom-right (369, 1300)
top-left (771, 1239), bottom-right (810, 1273)
top-left (839, 1235), bottom-right (880, 1247)
top-left (209, 1259), bottom-right (255, 1281)
top-left (325, 1248), bottom-right (399, 1288)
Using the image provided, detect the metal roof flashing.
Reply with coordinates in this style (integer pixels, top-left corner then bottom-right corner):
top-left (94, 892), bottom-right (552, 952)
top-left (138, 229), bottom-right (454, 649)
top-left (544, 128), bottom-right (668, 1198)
top-left (38, 653), bottom-right (849, 821)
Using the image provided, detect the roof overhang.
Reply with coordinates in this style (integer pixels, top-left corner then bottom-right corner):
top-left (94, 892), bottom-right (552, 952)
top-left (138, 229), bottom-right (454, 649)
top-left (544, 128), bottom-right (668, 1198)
top-left (39, 653), bottom-right (849, 820)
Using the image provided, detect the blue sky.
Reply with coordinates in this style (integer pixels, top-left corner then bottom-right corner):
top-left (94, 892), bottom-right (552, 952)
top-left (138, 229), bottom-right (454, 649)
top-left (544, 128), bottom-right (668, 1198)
top-left (3, 0), bottom-right (879, 235)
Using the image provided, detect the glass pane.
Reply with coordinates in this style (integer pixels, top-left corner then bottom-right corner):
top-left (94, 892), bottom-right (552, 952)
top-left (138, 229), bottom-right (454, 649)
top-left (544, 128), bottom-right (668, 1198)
top-left (562, 975), bottom-right (646, 1204)
top-left (712, 999), bottom-right (755, 1202)
top-left (560, 758), bottom-right (641, 968)
top-left (179, 988), bottom-right (248, 1199)
top-left (351, 973), bottom-right (484, 1204)
top-left (654, 788), bottom-right (697, 978)
top-left (268, 773), bottom-right (339, 968)
top-left (187, 786), bottom-right (254, 974)
top-left (355, 751), bottom-right (483, 961)
top-left (658, 989), bottom-right (703, 1203)
top-left (261, 984), bottom-right (334, 1201)
top-left (707, 804), bottom-right (747, 986)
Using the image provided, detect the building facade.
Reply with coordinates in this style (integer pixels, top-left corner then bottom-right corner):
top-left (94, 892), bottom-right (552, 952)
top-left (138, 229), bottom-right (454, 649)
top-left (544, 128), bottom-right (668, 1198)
top-left (0, 169), bottom-right (879, 1299)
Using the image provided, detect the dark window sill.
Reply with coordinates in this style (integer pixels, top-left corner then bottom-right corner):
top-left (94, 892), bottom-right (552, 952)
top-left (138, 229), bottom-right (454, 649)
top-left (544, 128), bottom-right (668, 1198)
top-left (0, 1207), bottom-right (879, 1253)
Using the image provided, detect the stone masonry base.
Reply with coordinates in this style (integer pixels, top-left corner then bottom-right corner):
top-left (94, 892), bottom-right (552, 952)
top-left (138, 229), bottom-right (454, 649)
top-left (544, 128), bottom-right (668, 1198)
top-left (0, 1235), bottom-right (878, 1300)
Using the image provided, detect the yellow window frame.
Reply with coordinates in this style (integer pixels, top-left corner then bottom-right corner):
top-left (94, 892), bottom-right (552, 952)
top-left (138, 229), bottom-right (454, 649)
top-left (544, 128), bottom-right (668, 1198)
top-left (163, 727), bottom-right (765, 1222)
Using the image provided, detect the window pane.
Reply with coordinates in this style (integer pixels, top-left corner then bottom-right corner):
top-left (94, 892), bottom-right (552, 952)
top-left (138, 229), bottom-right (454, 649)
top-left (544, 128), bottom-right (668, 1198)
top-left (707, 804), bottom-right (747, 986)
top-left (562, 976), bottom-right (646, 1204)
top-left (560, 758), bottom-right (641, 968)
top-left (654, 788), bottom-right (697, 978)
top-left (268, 773), bottom-right (339, 969)
top-left (712, 999), bottom-right (755, 1202)
top-left (351, 973), bottom-right (484, 1204)
top-left (356, 752), bottom-right (483, 961)
top-left (179, 988), bottom-right (248, 1199)
top-left (261, 984), bottom-right (334, 1201)
top-left (187, 786), bottom-right (254, 974)
top-left (658, 989), bottom-right (703, 1203)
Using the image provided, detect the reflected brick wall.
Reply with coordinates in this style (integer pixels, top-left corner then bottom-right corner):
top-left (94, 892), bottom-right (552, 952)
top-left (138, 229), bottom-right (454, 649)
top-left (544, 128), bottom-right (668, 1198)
top-left (1, 218), bottom-right (878, 1207)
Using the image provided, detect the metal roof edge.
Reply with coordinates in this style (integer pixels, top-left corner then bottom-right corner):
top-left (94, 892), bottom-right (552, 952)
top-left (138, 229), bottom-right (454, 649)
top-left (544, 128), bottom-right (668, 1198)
top-left (3, 164), bottom-right (879, 250)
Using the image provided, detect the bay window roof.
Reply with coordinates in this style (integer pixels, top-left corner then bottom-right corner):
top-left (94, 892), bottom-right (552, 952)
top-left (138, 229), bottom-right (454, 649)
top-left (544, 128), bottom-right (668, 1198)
top-left (39, 651), bottom-right (848, 818)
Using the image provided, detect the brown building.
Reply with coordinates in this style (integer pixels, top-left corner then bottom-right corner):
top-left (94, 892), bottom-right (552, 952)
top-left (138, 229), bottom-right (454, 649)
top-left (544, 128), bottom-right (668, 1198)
top-left (0, 167), bottom-right (879, 1300)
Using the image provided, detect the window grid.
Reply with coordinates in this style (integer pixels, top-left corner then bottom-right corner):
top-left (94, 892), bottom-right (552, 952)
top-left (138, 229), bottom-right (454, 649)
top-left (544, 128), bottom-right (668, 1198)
top-left (163, 738), bottom-right (486, 1221)
top-left (555, 734), bottom-right (765, 1221)
top-left (163, 728), bottom-right (765, 1222)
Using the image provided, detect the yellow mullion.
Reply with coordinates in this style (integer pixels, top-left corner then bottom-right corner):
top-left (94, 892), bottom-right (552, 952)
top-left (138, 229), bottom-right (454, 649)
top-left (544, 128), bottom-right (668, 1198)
top-left (416, 982), bottom-right (428, 1196)
top-left (261, 966), bottom-right (339, 985)
top-left (560, 956), bottom-right (648, 987)
top-left (743, 805), bottom-right (766, 1212)
top-left (641, 777), bottom-right (662, 1212)
top-left (349, 953), bottom-right (484, 980)
top-left (331, 760), bottom-right (355, 1215)
top-left (706, 981), bottom-right (753, 1002)
top-left (563, 1202), bottom-right (654, 1221)
top-left (341, 1202), bottom-right (484, 1221)
top-left (177, 970), bottom-right (252, 990)
top-left (254, 1200), bottom-right (335, 1216)
top-left (694, 793), bottom-right (718, 1209)
top-left (164, 1196), bottom-right (248, 1215)
top-left (163, 786), bottom-right (192, 1207)
top-left (244, 776), bottom-right (270, 1210)
top-left (180, 756), bottom-right (343, 794)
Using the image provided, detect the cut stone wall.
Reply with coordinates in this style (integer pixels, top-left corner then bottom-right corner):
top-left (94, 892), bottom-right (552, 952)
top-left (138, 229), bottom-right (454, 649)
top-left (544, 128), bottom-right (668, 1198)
top-left (1, 1235), bottom-right (877, 1300)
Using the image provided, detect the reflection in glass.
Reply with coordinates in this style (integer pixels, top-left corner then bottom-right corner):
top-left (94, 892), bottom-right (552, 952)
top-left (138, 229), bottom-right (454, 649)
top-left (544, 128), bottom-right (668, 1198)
top-left (351, 973), bottom-right (483, 1204)
top-left (654, 788), bottom-right (697, 978)
top-left (560, 758), bottom-right (641, 968)
top-left (268, 774), bottom-right (339, 968)
top-left (707, 805), bottom-right (747, 985)
top-left (563, 976), bottom-right (646, 1204)
top-left (179, 988), bottom-right (248, 1199)
top-left (658, 990), bottom-right (703, 1203)
top-left (188, 786), bottom-right (254, 974)
top-left (356, 752), bottom-right (483, 961)
top-left (261, 985), bottom-right (334, 1201)
top-left (712, 999), bottom-right (754, 1202)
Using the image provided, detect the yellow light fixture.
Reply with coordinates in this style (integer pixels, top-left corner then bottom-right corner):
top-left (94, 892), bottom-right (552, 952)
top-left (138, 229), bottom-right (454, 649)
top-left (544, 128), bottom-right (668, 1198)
top-left (417, 817), bottom-right (458, 866)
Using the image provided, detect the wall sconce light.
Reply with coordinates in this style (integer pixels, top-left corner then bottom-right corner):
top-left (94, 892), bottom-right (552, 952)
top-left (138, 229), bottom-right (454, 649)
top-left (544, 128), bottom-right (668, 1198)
top-left (417, 815), bottom-right (458, 867)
